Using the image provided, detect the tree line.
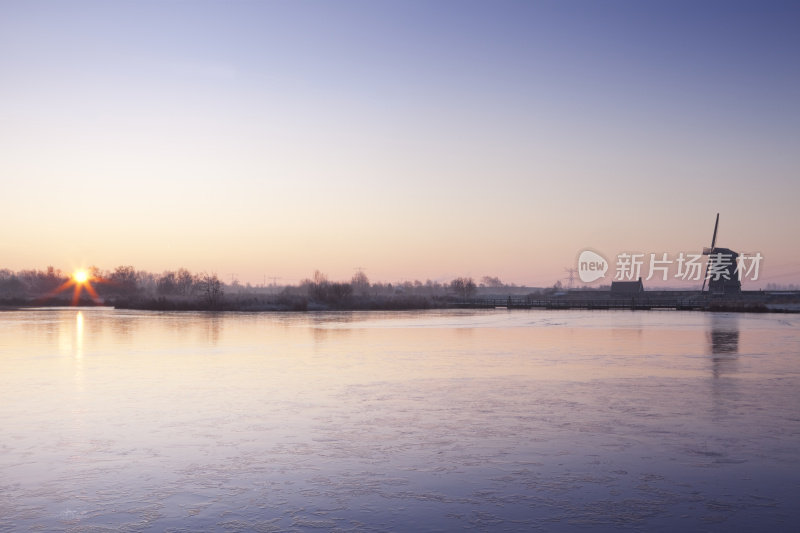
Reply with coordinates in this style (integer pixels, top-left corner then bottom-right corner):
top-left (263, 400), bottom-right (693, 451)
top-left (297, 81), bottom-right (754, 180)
top-left (0, 266), bottom-right (224, 308)
top-left (0, 266), bottom-right (523, 311)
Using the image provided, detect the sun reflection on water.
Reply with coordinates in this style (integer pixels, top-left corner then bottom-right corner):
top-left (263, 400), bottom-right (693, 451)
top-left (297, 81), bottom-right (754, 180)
top-left (75, 311), bottom-right (84, 359)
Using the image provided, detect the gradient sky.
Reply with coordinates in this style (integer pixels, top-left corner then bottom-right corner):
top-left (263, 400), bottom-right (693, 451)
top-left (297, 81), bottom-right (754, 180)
top-left (1, 0), bottom-right (798, 287)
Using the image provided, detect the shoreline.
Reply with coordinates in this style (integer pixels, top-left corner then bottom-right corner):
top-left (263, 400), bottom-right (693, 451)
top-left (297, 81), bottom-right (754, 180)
top-left (3, 296), bottom-right (799, 314)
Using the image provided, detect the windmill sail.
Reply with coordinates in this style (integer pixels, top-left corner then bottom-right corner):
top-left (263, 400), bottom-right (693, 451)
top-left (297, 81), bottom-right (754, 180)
top-left (700, 213), bottom-right (720, 292)
top-left (703, 213), bottom-right (719, 255)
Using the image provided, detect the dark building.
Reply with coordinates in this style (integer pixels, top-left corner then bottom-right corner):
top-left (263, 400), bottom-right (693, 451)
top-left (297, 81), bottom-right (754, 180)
top-left (702, 214), bottom-right (742, 294)
top-left (611, 277), bottom-right (644, 294)
top-left (706, 247), bottom-right (741, 294)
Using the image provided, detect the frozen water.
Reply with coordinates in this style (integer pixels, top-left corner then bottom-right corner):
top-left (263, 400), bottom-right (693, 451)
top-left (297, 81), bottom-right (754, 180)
top-left (0, 308), bottom-right (798, 531)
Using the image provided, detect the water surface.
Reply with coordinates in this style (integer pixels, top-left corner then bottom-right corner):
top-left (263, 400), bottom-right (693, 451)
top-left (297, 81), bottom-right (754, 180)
top-left (1, 309), bottom-right (798, 531)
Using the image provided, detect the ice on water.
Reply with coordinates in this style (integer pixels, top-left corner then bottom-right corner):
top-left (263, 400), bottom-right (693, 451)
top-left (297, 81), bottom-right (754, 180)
top-left (1, 308), bottom-right (798, 531)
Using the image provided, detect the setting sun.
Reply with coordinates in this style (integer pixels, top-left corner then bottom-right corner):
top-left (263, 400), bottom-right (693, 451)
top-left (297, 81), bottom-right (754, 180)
top-left (73, 269), bottom-right (89, 284)
top-left (41, 269), bottom-right (102, 305)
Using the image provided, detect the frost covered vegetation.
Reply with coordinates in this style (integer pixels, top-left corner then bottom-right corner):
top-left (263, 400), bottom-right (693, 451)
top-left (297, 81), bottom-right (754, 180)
top-left (0, 267), bottom-right (527, 311)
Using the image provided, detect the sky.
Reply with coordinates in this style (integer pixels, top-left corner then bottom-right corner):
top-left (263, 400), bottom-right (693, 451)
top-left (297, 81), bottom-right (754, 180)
top-left (1, 0), bottom-right (798, 287)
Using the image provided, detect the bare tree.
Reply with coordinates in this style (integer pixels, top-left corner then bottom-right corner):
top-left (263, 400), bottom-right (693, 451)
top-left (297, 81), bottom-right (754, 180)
top-left (313, 270), bottom-right (328, 285)
top-left (305, 270), bottom-right (352, 304)
top-left (176, 268), bottom-right (194, 296)
top-left (480, 276), bottom-right (504, 288)
top-left (198, 273), bottom-right (224, 308)
top-left (450, 277), bottom-right (477, 299)
top-left (351, 270), bottom-right (370, 297)
top-left (109, 265), bottom-right (138, 296)
top-left (157, 271), bottom-right (178, 295)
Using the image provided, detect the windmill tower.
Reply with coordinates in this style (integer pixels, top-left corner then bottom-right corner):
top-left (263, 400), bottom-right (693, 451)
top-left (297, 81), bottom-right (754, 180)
top-left (701, 213), bottom-right (741, 294)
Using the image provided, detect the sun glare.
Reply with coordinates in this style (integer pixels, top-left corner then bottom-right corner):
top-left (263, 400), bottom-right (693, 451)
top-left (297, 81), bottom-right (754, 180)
top-left (73, 269), bottom-right (89, 284)
top-left (40, 267), bottom-right (101, 306)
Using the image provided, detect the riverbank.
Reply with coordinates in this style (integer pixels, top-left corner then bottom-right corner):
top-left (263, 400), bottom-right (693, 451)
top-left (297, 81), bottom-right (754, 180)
top-left (4, 290), bottom-right (799, 313)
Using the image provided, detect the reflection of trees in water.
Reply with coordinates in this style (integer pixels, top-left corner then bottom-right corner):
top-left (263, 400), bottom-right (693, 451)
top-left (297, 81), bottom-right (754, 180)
top-left (455, 327), bottom-right (474, 338)
top-left (708, 313), bottom-right (740, 379)
top-left (111, 315), bottom-right (134, 339)
top-left (311, 325), bottom-right (354, 346)
top-left (310, 312), bottom-right (356, 328)
top-left (312, 326), bottom-right (328, 344)
top-left (20, 311), bottom-right (61, 343)
top-left (308, 312), bottom-right (356, 345)
top-left (205, 314), bottom-right (221, 345)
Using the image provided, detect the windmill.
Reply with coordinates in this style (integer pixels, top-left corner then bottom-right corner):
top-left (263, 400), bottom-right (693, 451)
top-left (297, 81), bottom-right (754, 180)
top-left (701, 213), bottom-right (741, 294)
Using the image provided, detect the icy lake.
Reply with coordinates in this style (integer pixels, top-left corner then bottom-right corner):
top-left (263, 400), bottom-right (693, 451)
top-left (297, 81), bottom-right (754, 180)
top-left (1, 308), bottom-right (798, 531)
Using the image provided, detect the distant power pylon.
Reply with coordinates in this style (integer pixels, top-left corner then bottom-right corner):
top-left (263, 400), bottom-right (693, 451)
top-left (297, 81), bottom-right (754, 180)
top-left (563, 268), bottom-right (577, 289)
top-left (268, 276), bottom-right (282, 294)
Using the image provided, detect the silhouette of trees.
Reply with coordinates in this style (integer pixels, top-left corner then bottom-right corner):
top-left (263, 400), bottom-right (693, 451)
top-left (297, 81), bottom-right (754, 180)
top-left (176, 268), bottom-right (195, 295)
top-left (480, 276), bottom-right (504, 288)
top-left (109, 265), bottom-right (138, 297)
top-left (136, 270), bottom-right (157, 293)
top-left (0, 269), bottom-right (25, 297)
top-left (450, 277), bottom-right (477, 299)
top-left (197, 273), bottom-right (224, 308)
top-left (305, 270), bottom-right (353, 305)
top-left (157, 271), bottom-right (178, 295)
top-left (12, 267), bottom-right (67, 294)
top-left (157, 268), bottom-right (196, 296)
top-left (0, 264), bottom-right (535, 310)
top-left (351, 270), bottom-right (370, 297)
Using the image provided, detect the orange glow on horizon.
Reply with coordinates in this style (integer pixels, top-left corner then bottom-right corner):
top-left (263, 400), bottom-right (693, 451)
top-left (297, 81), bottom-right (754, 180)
top-left (38, 268), bottom-right (102, 306)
